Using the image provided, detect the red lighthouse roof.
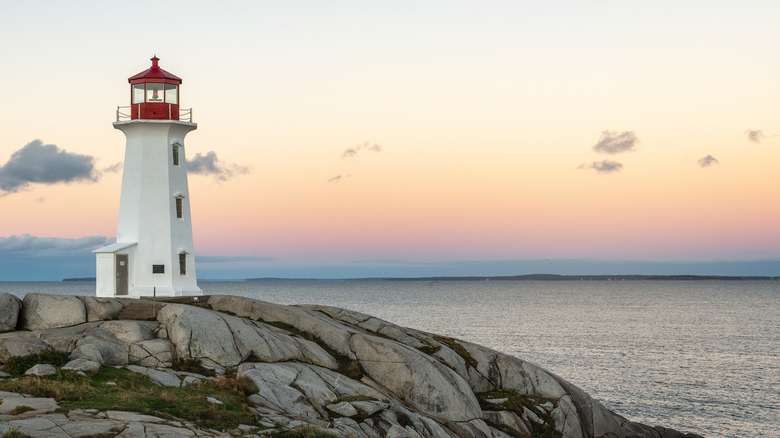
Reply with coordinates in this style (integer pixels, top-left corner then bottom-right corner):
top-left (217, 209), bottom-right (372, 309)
top-left (128, 56), bottom-right (182, 84)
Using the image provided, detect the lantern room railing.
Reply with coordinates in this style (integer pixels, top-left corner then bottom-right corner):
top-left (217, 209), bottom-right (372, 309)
top-left (115, 106), bottom-right (193, 123)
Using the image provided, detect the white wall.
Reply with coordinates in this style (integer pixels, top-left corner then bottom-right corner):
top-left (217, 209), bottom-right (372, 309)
top-left (112, 120), bottom-right (201, 297)
top-left (95, 253), bottom-right (115, 297)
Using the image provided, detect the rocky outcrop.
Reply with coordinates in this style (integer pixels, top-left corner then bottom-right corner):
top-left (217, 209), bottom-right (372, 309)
top-left (0, 392), bottom-right (227, 438)
top-left (20, 293), bottom-right (87, 330)
top-left (0, 293), bottom-right (703, 438)
top-left (0, 331), bottom-right (46, 364)
top-left (0, 293), bottom-right (22, 331)
top-left (349, 332), bottom-right (482, 422)
top-left (79, 296), bottom-right (124, 321)
top-left (157, 303), bottom-right (338, 372)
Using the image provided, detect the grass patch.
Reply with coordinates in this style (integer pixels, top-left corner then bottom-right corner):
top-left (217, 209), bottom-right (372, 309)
top-left (77, 433), bottom-right (122, 438)
top-left (0, 366), bottom-right (260, 431)
top-left (433, 335), bottom-right (478, 369)
top-left (416, 344), bottom-right (441, 355)
top-left (3, 428), bottom-right (34, 438)
top-left (260, 320), bottom-right (363, 380)
top-left (264, 427), bottom-right (344, 438)
top-left (170, 358), bottom-right (216, 377)
top-left (477, 390), bottom-right (561, 438)
top-left (214, 373), bottom-right (259, 396)
top-left (3, 349), bottom-right (71, 375)
top-left (10, 405), bottom-right (35, 415)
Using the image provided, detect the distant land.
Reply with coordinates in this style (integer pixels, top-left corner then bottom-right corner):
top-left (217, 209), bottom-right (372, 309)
top-left (243, 274), bottom-right (777, 282)
top-left (61, 274), bottom-right (777, 282)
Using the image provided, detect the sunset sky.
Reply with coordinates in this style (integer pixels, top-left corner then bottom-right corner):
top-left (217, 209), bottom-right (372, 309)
top-left (1, 1), bottom-right (779, 280)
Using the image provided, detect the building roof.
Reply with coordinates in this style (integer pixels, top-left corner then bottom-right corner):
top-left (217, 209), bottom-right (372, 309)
top-left (128, 56), bottom-right (182, 83)
top-left (93, 242), bottom-right (137, 254)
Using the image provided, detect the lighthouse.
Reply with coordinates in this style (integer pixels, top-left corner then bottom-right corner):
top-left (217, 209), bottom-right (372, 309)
top-left (94, 56), bottom-right (201, 298)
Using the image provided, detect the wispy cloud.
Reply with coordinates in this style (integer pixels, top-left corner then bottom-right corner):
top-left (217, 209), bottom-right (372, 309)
top-left (745, 129), bottom-right (765, 143)
top-left (697, 155), bottom-right (719, 168)
top-left (0, 140), bottom-right (100, 194)
top-left (102, 162), bottom-right (123, 173)
top-left (327, 174), bottom-right (352, 183)
top-left (0, 234), bottom-right (112, 254)
top-left (341, 142), bottom-right (383, 159)
top-left (592, 131), bottom-right (639, 154)
top-left (579, 160), bottom-right (623, 174)
top-left (187, 151), bottom-right (251, 181)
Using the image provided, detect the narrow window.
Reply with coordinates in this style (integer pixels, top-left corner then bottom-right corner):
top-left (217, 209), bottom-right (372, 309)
top-left (179, 253), bottom-right (187, 275)
top-left (132, 84), bottom-right (145, 103)
top-left (175, 196), bottom-right (183, 219)
top-left (172, 144), bottom-right (180, 166)
top-left (165, 84), bottom-right (178, 104)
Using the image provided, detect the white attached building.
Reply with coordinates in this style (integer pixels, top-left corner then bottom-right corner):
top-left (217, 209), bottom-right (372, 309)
top-left (94, 56), bottom-right (201, 298)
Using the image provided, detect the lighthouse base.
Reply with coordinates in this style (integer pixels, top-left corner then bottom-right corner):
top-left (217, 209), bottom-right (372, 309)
top-left (95, 285), bottom-right (203, 299)
top-left (124, 285), bottom-right (203, 299)
top-left (93, 242), bottom-right (201, 300)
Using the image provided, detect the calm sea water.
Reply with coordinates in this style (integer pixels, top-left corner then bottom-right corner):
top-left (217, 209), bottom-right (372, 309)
top-left (1, 279), bottom-right (777, 438)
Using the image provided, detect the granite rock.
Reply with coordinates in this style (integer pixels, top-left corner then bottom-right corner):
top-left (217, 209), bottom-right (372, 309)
top-left (21, 294), bottom-right (87, 330)
top-left (79, 297), bottom-right (124, 322)
top-left (25, 363), bottom-right (57, 376)
top-left (0, 293), bottom-right (705, 438)
top-left (0, 293), bottom-right (22, 331)
top-left (0, 331), bottom-right (47, 363)
top-left (62, 358), bottom-right (101, 373)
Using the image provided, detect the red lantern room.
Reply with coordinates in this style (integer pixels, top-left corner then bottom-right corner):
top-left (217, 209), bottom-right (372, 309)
top-left (127, 56), bottom-right (182, 120)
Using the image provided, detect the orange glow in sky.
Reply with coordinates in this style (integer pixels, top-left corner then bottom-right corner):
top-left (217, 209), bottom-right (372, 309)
top-left (1, 1), bottom-right (778, 279)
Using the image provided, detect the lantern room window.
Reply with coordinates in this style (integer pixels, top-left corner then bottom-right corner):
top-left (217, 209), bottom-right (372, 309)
top-left (132, 84), bottom-right (145, 103)
top-left (165, 85), bottom-right (178, 104)
top-left (131, 83), bottom-right (178, 105)
top-left (146, 83), bottom-right (164, 102)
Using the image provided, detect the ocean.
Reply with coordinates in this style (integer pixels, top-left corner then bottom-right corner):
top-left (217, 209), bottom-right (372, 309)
top-left (1, 279), bottom-right (777, 438)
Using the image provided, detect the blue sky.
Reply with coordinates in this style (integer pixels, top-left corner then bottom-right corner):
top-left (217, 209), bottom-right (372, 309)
top-left (1, 1), bottom-right (779, 280)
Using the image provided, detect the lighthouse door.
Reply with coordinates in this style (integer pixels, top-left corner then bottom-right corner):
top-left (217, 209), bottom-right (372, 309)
top-left (116, 254), bottom-right (129, 295)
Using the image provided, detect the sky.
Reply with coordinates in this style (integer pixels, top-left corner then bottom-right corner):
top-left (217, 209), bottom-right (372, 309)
top-left (1, 1), bottom-right (779, 280)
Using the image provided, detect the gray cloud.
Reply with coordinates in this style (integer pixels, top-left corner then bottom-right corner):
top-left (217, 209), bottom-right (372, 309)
top-left (327, 174), bottom-right (352, 183)
top-left (697, 155), bottom-right (719, 168)
top-left (579, 160), bottom-right (623, 174)
top-left (745, 130), bottom-right (765, 143)
top-left (593, 131), bottom-right (639, 154)
top-left (0, 140), bottom-right (100, 194)
top-left (103, 162), bottom-right (123, 173)
top-left (186, 151), bottom-right (251, 181)
top-left (0, 234), bottom-right (112, 254)
top-left (341, 142), bottom-right (383, 159)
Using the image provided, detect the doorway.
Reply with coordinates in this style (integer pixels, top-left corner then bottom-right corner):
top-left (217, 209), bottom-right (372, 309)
top-left (116, 254), bottom-right (128, 295)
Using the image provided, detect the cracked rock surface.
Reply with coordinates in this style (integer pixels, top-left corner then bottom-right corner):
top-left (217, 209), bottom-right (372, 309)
top-left (0, 292), bottom-right (704, 438)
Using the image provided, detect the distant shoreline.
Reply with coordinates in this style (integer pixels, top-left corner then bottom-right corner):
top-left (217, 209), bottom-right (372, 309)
top-left (57, 274), bottom-right (778, 282)
top-left (243, 274), bottom-right (777, 282)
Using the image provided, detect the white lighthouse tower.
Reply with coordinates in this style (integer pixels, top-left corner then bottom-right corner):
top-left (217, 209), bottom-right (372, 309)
top-left (94, 56), bottom-right (201, 298)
